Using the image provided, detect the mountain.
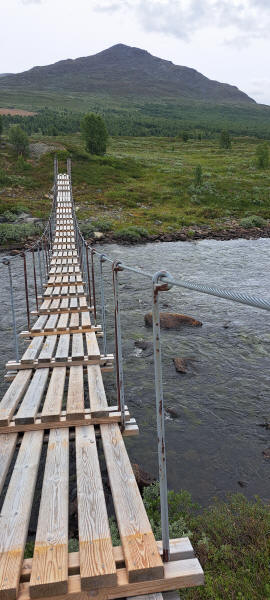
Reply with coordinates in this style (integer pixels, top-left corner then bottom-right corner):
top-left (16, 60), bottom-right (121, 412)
top-left (0, 44), bottom-right (255, 104)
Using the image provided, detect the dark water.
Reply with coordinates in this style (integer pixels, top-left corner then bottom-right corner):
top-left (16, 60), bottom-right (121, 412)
top-left (1, 238), bottom-right (270, 507)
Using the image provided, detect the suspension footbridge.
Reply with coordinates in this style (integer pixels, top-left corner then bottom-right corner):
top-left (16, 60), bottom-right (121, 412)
top-left (0, 160), bottom-right (204, 600)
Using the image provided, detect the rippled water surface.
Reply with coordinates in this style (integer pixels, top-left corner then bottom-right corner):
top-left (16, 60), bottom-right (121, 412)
top-left (1, 238), bottom-right (270, 506)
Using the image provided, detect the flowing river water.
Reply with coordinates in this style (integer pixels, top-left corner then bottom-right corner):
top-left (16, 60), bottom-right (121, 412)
top-left (0, 237), bottom-right (269, 508)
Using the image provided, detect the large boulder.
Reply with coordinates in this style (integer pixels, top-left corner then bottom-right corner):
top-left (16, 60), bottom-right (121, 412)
top-left (144, 312), bottom-right (202, 329)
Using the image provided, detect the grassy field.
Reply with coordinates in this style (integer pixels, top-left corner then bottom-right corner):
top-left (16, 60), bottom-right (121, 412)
top-left (0, 132), bottom-right (270, 246)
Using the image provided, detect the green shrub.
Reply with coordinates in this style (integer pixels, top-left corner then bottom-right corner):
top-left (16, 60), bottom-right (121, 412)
top-left (240, 215), bottom-right (267, 228)
top-left (255, 142), bottom-right (269, 169)
top-left (1, 210), bottom-right (17, 222)
top-left (0, 223), bottom-right (42, 245)
top-left (114, 225), bottom-right (149, 242)
top-left (143, 482), bottom-right (270, 600)
top-left (0, 169), bottom-right (10, 186)
top-left (91, 218), bottom-right (113, 232)
top-left (79, 222), bottom-right (94, 237)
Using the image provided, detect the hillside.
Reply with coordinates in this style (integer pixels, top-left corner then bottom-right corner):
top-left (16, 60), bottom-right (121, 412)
top-left (0, 44), bottom-right (255, 104)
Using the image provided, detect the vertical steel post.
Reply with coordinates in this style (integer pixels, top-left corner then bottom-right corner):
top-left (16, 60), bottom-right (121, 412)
top-left (2, 258), bottom-right (19, 363)
top-left (85, 244), bottom-right (92, 306)
top-left (32, 249), bottom-right (39, 311)
top-left (37, 245), bottom-right (43, 296)
top-left (112, 260), bottom-right (125, 429)
top-left (152, 270), bottom-right (172, 562)
top-left (99, 255), bottom-right (107, 356)
top-left (21, 252), bottom-right (31, 331)
top-left (91, 249), bottom-right (97, 324)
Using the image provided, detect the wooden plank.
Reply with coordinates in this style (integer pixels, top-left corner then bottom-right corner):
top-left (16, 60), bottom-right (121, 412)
top-left (76, 426), bottom-right (117, 589)
top-left (15, 369), bottom-right (49, 424)
top-left (0, 413), bottom-right (133, 435)
top-left (0, 434), bottom-right (17, 494)
top-left (101, 423), bottom-right (164, 582)
top-left (71, 334), bottom-right (84, 361)
top-left (30, 428), bottom-right (69, 598)
top-left (81, 312), bottom-right (91, 330)
top-left (57, 313), bottom-right (69, 330)
top-left (66, 366), bottom-right (84, 419)
top-left (0, 370), bottom-right (32, 425)
top-left (69, 313), bottom-right (79, 330)
top-left (69, 298), bottom-right (77, 309)
top-left (41, 368), bottom-right (66, 422)
top-left (0, 430), bottom-right (43, 600)
top-left (44, 314), bottom-right (58, 331)
top-left (21, 337), bottom-right (44, 364)
top-left (87, 365), bottom-right (109, 417)
top-left (21, 537), bottom-right (194, 580)
top-left (55, 335), bottom-right (70, 362)
top-left (38, 336), bottom-right (57, 363)
top-left (31, 316), bottom-right (48, 333)
top-left (85, 333), bottom-right (100, 359)
top-left (17, 559), bottom-right (203, 600)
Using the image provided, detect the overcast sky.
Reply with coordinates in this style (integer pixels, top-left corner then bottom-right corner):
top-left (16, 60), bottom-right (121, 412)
top-left (1, 0), bottom-right (270, 104)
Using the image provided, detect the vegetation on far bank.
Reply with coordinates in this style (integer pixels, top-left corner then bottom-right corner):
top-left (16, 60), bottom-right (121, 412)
top-left (0, 130), bottom-right (270, 246)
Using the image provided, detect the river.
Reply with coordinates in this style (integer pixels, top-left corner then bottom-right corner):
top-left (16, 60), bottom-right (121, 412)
top-left (0, 237), bottom-right (269, 507)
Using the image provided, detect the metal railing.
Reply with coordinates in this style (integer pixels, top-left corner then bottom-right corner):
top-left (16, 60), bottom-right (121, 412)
top-left (1, 156), bottom-right (270, 562)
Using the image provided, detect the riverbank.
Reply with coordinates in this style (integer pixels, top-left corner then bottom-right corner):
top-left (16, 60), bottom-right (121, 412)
top-left (1, 133), bottom-right (270, 250)
top-left (2, 222), bottom-right (270, 253)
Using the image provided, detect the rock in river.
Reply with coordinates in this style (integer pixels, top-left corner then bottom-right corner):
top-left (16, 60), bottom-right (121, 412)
top-left (144, 312), bottom-right (202, 329)
top-left (173, 357), bottom-right (188, 373)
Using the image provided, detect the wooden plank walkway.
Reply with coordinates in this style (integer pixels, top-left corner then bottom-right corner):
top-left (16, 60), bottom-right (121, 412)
top-left (0, 172), bottom-right (203, 600)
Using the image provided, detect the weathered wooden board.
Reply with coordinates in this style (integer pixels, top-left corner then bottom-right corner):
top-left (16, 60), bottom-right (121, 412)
top-left (30, 428), bottom-right (69, 598)
top-left (0, 430), bottom-right (43, 600)
top-left (0, 370), bottom-right (32, 425)
top-left (101, 423), bottom-right (164, 582)
top-left (76, 426), bottom-right (117, 589)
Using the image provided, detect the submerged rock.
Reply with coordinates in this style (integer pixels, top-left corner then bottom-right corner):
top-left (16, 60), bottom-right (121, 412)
top-left (132, 463), bottom-right (155, 490)
top-left (134, 339), bottom-right (153, 351)
top-left (173, 357), bottom-right (188, 373)
top-left (166, 406), bottom-right (180, 419)
top-left (144, 312), bottom-right (202, 329)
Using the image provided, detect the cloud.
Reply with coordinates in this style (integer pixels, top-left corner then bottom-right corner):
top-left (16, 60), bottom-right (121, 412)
top-left (21, 0), bottom-right (43, 4)
top-left (93, 0), bottom-right (270, 44)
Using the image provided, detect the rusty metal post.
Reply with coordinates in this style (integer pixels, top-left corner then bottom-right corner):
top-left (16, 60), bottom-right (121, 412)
top-left (21, 252), bottom-right (31, 331)
top-left (152, 270), bottom-right (173, 562)
top-left (2, 257), bottom-right (19, 362)
top-left (91, 249), bottom-right (97, 324)
top-left (85, 244), bottom-right (92, 306)
top-left (37, 244), bottom-right (43, 297)
top-left (99, 254), bottom-right (107, 356)
top-left (31, 249), bottom-right (39, 311)
top-left (112, 260), bottom-right (125, 429)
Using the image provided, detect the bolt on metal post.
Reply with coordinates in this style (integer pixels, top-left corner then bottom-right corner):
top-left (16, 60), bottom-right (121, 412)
top-left (112, 261), bottom-right (126, 429)
top-left (2, 258), bottom-right (19, 363)
top-left (152, 270), bottom-right (173, 562)
top-left (99, 255), bottom-right (107, 356)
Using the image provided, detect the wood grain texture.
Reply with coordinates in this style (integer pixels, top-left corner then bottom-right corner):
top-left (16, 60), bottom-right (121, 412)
top-left (55, 335), bottom-right (70, 362)
top-left (21, 337), bottom-right (44, 364)
top-left (87, 365), bottom-right (109, 417)
top-left (76, 426), bottom-right (117, 589)
top-left (85, 333), bottom-right (100, 359)
top-left (38, 336), bottom-right (57, 363)
top-left (0, 434), bottom-right (17, 494)
top-left (101, 423), bottom-right (164, 582)
top-left (0, 430), bottom-right (43, 600)
top-left (18, 559), bottom-right (204, 600)
top-left (15, 369), bottom-right (49, 424)
top-left (0, 370), bottom-right (32, 425)
top-left (71, 334), bottom-right (84, 361)
top-left (41, 367), bottom-right (66, 422)
top-left (66, 366), bottom-right (84, 419)
top-left (30, 428), bottom-right (69, 598)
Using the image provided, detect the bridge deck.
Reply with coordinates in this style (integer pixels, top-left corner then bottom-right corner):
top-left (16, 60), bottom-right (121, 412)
top-left (0, 173), bottom-right (203, 600)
